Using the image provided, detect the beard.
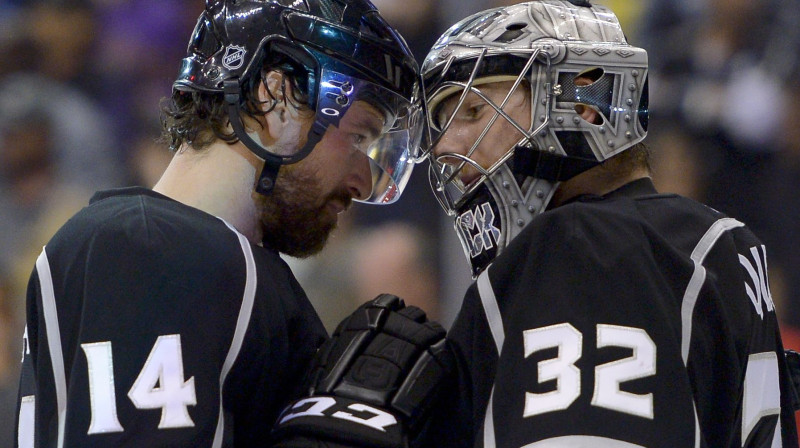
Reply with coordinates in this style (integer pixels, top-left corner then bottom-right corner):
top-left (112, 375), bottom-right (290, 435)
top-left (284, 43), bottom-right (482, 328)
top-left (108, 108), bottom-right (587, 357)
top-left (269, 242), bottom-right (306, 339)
top-left (255, 162), bottom-right (352, 258)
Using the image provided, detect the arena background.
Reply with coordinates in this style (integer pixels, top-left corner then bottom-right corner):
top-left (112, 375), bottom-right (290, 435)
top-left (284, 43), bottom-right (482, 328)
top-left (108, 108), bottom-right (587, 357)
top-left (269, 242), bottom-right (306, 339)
top-left (2, 0), bottom-right (799, 443)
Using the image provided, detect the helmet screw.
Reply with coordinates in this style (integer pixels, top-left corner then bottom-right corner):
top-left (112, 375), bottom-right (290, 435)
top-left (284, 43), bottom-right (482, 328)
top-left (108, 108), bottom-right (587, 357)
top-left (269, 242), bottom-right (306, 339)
top-left (548, 146), bottom-right (555, 152)
top-left (556, 116), bottom-right (564, 124)
top-left (627, 99), bottom-right (634, 106)
top-left (540, 131), bottom-right (547, 137)
top-left (536, 189), bottom-right (545, 198)
top-left (624, 114), bottom-right (631, 122)
top-left (628, 83), bottom-right (637, 91)
top-left (511, 200), bottom-right (519, 207)
top-left (608, 140), bottom-right (615, 147)
top-left (632, 70), bottom-right (639, 77)
top-left (573, 116), bottom-right (581, 124)
top-left (625, 131), bottom-right (632, 139)
top-left (528, 205), bottom-right (537, 212)
top-left (502, 181), bottom-right (510, 189)
top-left (260, 177), bottom-right (274, 191)
top-left (209, 67), bottom-right (220, 79)
top-left (542, 98), bottom-right (547, 105)
top-left (517, 219), bottom-right (525, 227)
top-left (599, 127), bottom-right (606, 134)
top-left (540, 115), bottom-right (546, 122)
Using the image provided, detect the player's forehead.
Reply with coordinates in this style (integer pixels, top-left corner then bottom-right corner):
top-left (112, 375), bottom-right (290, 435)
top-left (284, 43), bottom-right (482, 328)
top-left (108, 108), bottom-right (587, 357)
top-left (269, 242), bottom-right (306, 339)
top-left (347, 100), bottom-right (386, 122)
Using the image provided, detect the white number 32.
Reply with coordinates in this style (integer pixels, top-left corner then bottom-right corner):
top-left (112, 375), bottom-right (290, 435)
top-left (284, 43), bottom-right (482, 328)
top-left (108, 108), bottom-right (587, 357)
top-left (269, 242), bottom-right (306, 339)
top-left (81, 334), bottom-right (197, 434)
top-left (523, 323), bottom-right (656, 419)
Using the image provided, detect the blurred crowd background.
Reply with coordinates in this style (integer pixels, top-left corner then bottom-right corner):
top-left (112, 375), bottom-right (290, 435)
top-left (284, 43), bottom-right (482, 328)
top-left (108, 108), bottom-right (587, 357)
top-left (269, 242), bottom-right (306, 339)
top-left (2, 0), bottom-right (800, 443)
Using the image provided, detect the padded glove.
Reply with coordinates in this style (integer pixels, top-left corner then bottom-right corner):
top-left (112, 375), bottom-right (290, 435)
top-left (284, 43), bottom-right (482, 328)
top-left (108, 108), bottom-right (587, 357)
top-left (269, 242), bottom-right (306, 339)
top-left (272, 294), bottom-right (452, 448)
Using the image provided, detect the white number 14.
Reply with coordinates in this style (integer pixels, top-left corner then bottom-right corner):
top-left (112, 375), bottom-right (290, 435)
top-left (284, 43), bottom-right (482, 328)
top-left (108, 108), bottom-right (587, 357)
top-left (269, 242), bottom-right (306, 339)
top-left (81, 334), bottom-right (197, 434)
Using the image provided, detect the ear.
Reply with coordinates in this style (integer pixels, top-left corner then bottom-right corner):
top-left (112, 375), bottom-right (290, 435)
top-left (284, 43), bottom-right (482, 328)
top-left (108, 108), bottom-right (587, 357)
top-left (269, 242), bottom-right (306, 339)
top-left (258, 71), bottom-right (290, 141)
top-left (575, 104), bottom-right (601, 125)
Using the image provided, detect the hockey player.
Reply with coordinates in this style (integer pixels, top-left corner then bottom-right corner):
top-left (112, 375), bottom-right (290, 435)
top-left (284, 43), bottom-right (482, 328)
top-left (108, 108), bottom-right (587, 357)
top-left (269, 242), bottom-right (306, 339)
top-left (412, 1), bottom-right (800, 446)
top-left (13, 1), bottom-right (441, 447)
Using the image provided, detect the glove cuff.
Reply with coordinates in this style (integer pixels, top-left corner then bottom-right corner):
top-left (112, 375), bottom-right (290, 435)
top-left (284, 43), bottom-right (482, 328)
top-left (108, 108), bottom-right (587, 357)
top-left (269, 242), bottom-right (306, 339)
top-left (274, 396), bottom-right (407, 448)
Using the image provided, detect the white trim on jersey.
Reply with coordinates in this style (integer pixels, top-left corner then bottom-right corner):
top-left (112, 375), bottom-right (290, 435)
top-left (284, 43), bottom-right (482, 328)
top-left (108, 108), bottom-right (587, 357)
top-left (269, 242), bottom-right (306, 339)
top-left (681, 217), bottom-right (744, 448)
top-left (478, 269), bottom-right (504, 355)
top-left (212, 221), bottom-right (258, 448)
top-left (18, 395), bottom-right (35, 448)
top-left (483, 387), bottom-right (498, 448)
top-left (477, 269), bottom-right (501, 448)
top-left (37, 248), bottom-right (68, 448)
top-left (680, 217), bottom-right (744, 364)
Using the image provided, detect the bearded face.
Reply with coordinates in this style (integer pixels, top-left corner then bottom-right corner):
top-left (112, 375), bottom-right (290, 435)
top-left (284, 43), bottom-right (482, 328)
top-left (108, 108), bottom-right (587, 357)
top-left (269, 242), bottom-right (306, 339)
top-left (256, 161), bottom-right (353, 258)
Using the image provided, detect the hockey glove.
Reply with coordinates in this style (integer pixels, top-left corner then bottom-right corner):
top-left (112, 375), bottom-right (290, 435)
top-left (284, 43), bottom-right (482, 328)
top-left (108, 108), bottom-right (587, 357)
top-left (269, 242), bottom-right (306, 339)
top-left (272, 294), bottom-right (452, 448)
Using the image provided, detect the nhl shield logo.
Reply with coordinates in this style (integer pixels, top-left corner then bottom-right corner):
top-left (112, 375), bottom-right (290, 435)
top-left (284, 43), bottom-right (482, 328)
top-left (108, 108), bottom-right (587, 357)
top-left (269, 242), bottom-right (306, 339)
top-left (222, 45), bottom-right (246, 70)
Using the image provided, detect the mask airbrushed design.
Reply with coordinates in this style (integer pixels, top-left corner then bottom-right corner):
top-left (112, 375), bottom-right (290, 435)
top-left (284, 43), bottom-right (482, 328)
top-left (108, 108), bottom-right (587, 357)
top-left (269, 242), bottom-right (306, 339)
top-left (420, 0), bottom-right (649, 275)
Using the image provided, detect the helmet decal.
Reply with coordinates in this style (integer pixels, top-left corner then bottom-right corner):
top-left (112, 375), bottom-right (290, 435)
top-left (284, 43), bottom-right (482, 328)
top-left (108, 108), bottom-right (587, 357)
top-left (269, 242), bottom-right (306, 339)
top-left (457, 201), bottom-right (501, 259)
top-left (447, 164), bottom-right (557, 277)
top-left (221, 45), bottom-right (246, 70)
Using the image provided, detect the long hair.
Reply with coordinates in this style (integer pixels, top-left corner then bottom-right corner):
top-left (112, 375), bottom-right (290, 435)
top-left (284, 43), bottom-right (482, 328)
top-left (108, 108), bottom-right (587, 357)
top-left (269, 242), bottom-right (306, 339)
top-left (160, 54), bottom-right (313, 152)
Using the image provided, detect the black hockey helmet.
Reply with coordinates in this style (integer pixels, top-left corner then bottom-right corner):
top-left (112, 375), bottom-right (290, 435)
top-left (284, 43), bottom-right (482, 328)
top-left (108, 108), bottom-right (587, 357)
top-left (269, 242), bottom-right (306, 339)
top-left (174, 0), bottom-right (423, 203)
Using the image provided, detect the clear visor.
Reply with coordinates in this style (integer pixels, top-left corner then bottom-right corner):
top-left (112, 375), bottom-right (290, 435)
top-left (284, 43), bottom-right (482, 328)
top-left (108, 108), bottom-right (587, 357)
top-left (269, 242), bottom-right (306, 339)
top-left (316, 69), bottom-right (423, 204)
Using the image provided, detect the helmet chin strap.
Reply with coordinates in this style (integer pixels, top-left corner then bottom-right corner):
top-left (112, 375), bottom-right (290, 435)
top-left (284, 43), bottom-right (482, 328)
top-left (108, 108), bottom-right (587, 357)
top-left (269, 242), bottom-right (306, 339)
top-left (511, 144), bottom-right (600, 182)
top-left (223, 79), bottom-right (323, 195)
top-left (453, 164), bottom-right (558, 277)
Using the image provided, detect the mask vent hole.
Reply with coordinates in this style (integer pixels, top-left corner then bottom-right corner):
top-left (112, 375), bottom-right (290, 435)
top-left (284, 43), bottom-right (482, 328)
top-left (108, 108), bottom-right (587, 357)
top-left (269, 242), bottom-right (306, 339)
top-left (494, 23), bottom-right (527, 43)
top-left (568, 68), bottom-right (611, 125)
top-left (576, 67), bottom-right (604, 83)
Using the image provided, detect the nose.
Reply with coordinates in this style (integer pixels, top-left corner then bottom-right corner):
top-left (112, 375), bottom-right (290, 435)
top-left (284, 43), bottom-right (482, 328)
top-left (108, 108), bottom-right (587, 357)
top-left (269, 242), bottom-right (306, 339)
top-left (346, 151), bottom-right (373, 200)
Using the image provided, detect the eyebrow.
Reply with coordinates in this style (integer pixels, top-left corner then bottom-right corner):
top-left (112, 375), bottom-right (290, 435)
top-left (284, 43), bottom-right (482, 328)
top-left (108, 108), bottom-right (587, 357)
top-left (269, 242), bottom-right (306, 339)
top-left (362, 102), bottom-right (388, 123)
top-left (353, 102), bottom-right (388, 136)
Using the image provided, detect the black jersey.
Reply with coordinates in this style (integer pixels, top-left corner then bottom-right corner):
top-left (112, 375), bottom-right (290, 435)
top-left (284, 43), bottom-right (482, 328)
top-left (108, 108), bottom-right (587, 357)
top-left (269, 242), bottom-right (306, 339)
top-left (418, 179), bottom-right (799, 448)
top-left (14, 187), bottom-right (327, 447)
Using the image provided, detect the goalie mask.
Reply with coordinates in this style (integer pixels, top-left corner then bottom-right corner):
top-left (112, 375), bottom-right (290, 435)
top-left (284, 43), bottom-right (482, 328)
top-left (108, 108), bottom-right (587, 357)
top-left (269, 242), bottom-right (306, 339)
top-left (174, 0), bottom-right (423, 203)
top-left (421, 0), bottom-right (649, 277)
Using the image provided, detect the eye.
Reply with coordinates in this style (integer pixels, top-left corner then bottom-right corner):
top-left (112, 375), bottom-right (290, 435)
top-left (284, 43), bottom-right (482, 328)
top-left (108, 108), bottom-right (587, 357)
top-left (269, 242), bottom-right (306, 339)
top-left (434, 110), bottom-right (448, 131)
top-left (349, 132), bottom-right (378, 151)
top-left (462, 104), bottom-right (484, 119)
top-left (351, 134), bottom-right (366, 145)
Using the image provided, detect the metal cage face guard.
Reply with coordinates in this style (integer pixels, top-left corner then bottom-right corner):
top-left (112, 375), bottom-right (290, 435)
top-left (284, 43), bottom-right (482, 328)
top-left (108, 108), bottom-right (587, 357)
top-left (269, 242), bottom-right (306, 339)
top-left (420, 0), bottom-right (649, 217)
top-left (424, 48), bottom-right (548, 216)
